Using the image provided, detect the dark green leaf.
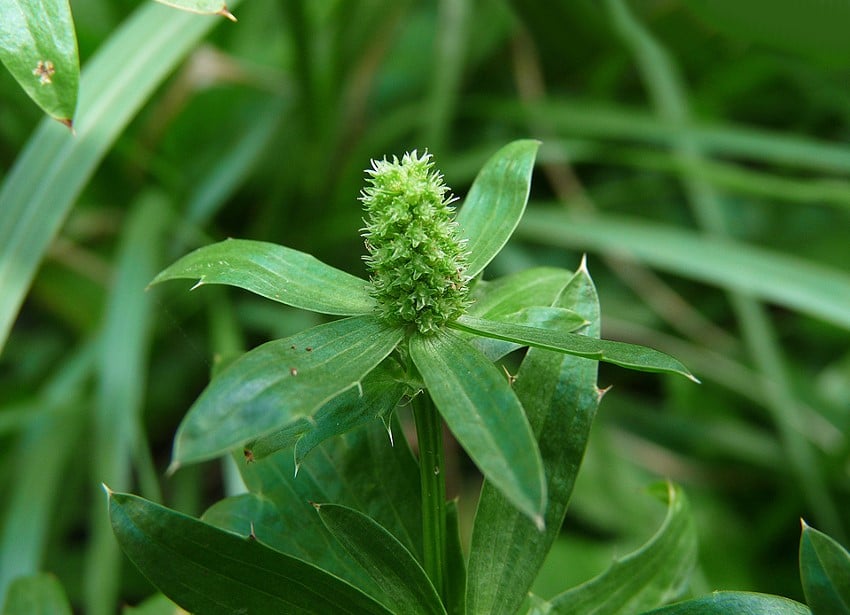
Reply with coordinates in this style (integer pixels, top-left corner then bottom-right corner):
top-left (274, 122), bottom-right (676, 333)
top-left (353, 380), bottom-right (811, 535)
top-left (470, 306), bottom-right (587, 362)
top-left (452, 315), bottom-right (697, 381)
top-left (152, 239), bottom-right (374, 316)
top-left (639, 592), bottom-right (811, 614)
top-left (108, 490), bottom-right (393, 614)
top-left (410, 329), bottom-right (546, 524)
top-left (468, 267), bottom-right (571, 319)
top-left (316, 504), bottom-right (445, 615)
top-left (467, 262), bottom-right (601, 614)
top-left (0, 0), bottom-right (78, 122)
top-left (172, 316), bottom-right (403, 466)
top-left (244, 359), bottom-right (406, 467)
top-left (445, 500), bottom-right (466, 615)
top-left (1, 573), bottom-right (72, 615)
top-left (456, 140), bottom-right (540, 277)
top-left (800, 521), bottom-right (850, 615)
top-left (155, 0), bottom-right (236, 21)
top-left (546, 482), bottom-right (697, 614)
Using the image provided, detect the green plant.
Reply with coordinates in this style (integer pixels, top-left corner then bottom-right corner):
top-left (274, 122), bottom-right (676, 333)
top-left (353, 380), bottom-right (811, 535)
top-left (102, 142), bottom-right (847, 614)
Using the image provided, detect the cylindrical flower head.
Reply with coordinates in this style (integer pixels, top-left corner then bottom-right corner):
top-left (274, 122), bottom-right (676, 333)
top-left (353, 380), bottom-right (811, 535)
top-left (361, 151), bottom-right (470, 333)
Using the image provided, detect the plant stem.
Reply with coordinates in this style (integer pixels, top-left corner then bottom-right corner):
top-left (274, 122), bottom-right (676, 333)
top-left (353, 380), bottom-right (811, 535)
top-left (413, 391), bottom-right (448, 603)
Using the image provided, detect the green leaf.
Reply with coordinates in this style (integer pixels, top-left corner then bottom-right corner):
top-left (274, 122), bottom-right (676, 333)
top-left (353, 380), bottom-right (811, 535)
top-left (0, 0), bottom-right (240, 354)
top-left (108, 490), bottom-right (393, 615)
top-left (409, 329), bottom-right (546, 525)
top-left (0, 0), bottom-right (78, 123)
top-left (155, 0), bottom-right (237, 21)
top-left (546, 482), bottom-right (697, 614)
top-left (152, 239), bottom-right (374, 316)
top-left (203, 419), bottom-right (423, 604)
top-left (452, 315), bottom-right (697, 380)
top-left (1, 573), bottom-right (72, 615)
top-left (121, 593), bottom-right (178, 615)
top-left (172, 316), bottom-right (403, 467)
top-left (800, 521), bottom-right (850, 615)
top-left (316, 504), bottom-right (445, 615)
top-left (469, 306), bottom-right (587, 362)
top-left (244, 360), bottom-right (407, 466)
top-left (466, 262), bottom-right (601, 615)
top-left (518, 209), bottom-right (850, 332)
top-left (468, 267), bottom-right (571, 320)
top-left (445, 500), bottom-right (466, 615)
top-left (639, 591), bottom-right (811, 614)
top-left (456, 139), bottom-right (540, 278)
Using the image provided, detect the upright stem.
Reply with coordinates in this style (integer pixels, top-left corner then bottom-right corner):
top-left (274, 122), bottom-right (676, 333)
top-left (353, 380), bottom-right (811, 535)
top-left (413, 391), bottom-right (448, 602)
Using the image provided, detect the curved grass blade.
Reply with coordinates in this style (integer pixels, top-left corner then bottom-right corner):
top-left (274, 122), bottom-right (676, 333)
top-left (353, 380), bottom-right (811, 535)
top-left (800, 521), bottom-right (850, 615)
top-left (107, 490), bottom-right (393, 615)
top-left (315, 504), bottom-right (446, 615)
top-left (466, 261), bottom-right (601, 615)
top-left (1, 573), bottom-right (72, 615)
top-left (152, 239), bottom-right (374, 316)
top-left (456, 140), bottom-right (540, 278)
top-left (639, 592), bottom-right (811, 615)
top-left (546, 482), bottom-right (696, 614)
top-left (172, 316), bottom-right (403, 467)
top-left (0, 0), bottom-right (241, 354)
top-left (0, 0), bottom-right (78, 123)
top-left (155, 0), bottom-right (237, 21)
top-left (452, 315), bottom-right (696, 381)
top-left (410, 329), bottom-right (546, 525)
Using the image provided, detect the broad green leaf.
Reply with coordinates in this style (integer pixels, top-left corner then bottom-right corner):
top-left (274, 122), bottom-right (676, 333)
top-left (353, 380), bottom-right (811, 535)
top-left (546, 482), bottom-right (697, 614)
top-left (155, 0), bottom-right (236, 21)
top-left (467, 262), bottom-right (601, 615)
top-left (203, 419), bottom-right (422, 604)
top-left (152, 239), bottom-right (374, 316)
top-left (245, 360), bottom-right (407, 467)
top-left (800, 522), bottom-right (850, 615)
top-left (0, 0), bottom-right (78, 122)
top-left (470, 306), bottom-right (587, 362)
top-left (410, 329), bottom-right (546, 525)
top-left (172, 316), bottom-right (403, 467)
top-left (0, 0), bottom-right (241, 354)
top-left (456, 139), bottom-right (540, 277)
top-left (1, 573), bottom-right (72, 615)
top-left (316, 504), bottom-right (445, 615)
top-left (640, 591), bottom-right (811, 614)
top-left (445, 500), bottom-right (466, 615)
top-left (452, 315), bottom-right (696, 380)
top-left (518, 209), bottom-right (850, 332)
top-left (468, 267), bottom-right (571, 319)
top-left (108, 491), bottom-right (393, 615)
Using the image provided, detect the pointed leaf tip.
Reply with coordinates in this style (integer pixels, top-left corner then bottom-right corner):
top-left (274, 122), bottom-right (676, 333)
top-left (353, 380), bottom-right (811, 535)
top-left (219, 6), bottom-right (237, 21)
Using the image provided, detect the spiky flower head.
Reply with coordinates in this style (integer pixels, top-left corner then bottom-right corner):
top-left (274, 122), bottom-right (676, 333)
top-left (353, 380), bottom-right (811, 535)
top-left (361, 151), bottom-right (470, 334)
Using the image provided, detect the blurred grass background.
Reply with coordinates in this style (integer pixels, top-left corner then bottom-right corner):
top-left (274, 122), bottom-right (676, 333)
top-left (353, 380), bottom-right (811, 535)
top-left (1, 0), bottom-right (849, 611)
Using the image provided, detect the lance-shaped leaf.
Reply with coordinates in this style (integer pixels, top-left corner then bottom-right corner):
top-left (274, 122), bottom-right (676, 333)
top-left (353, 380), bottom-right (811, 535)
top-left (545, 482), bottom-right (697, 614)
top-left (155, 0), bottom-right (236, 21)
top-left (469, 306), bottom-right (587, 362)
top-left (151, 239), bottom-right (374, 316)
top-left (456, 140), bottom-right (540, 277)
top-left (2, 573), bottom-right (72, 615)
top-left (172, 316), bottom-right (403, 467)
top-left (451, 315), bottom-right (697, 381)
top-left (108, 490), bottom-right (393, 615)
top-left (410, 329), bottom-right (546, 525)
top-left (316, 504), bottom-right (445, 615)
top-left (244, 360), bottom-right (407, 467)
top-left (800, 521), bottom-right (850, 615)
top-left (639, 592), bottom-right (811, 615)
top-left (467, 261), bottom-right (601, 615)
top-left (468, 267), bottom-right (572, 320)
top-left (0, 0), bottom-right (78, 123)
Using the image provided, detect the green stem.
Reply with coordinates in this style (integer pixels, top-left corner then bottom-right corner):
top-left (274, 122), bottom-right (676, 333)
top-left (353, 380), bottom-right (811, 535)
top-left (413, 391), bottom-right (448, 603)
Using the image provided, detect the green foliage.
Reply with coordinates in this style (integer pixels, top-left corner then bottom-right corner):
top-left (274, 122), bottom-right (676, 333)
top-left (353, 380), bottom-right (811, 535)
top-left (2, 0), bottom-right (850, 612)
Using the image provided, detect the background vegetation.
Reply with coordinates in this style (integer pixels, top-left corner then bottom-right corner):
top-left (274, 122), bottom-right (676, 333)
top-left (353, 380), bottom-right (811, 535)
top-left (1, 0), bottom-right (848, 612)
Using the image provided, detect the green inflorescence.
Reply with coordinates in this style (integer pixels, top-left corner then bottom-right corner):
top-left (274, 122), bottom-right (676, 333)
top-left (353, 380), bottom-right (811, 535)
top-left (361, 151), bottom-right (470, 334)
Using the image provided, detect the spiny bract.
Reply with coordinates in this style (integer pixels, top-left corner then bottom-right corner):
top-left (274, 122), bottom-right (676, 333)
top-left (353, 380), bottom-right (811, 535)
top-left (360, 151), bottom-right (470, 333)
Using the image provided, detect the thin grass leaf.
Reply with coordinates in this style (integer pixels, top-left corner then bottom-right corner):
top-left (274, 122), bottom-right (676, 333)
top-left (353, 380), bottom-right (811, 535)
top-left (172, 316), bottom-right (403, 467)
top-left (410, 329), bottom-right (546, 525)
top-left (456, 139), bottom-right (540, 278)
top-left (0, 0), bottom-right (78, 123)
top-left (152, 239), bottom-right (374, 316)
top-left (0, 0), bottom-right (241, 355)
top-left (108, 491), bottom-right (393, 615)
top-left (452, 315), bottom-right (696, 380)
top-left (316, 503), bottom-right (445, 615)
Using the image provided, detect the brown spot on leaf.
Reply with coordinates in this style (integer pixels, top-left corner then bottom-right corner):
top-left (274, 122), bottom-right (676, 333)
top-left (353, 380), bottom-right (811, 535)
top-left (33, 60), bottom-right (55, 85)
